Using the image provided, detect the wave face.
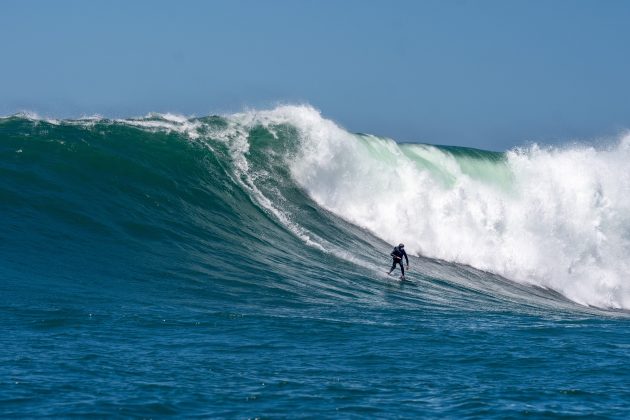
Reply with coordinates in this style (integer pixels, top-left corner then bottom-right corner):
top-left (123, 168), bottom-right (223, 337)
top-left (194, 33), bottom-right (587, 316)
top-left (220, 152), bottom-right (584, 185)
top-left (1, 106), bottom-right (629, 310)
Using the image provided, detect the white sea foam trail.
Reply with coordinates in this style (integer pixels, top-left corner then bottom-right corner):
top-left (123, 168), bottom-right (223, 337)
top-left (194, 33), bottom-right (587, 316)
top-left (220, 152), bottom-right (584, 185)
top-left (236, 105), bottom-right (630, 309)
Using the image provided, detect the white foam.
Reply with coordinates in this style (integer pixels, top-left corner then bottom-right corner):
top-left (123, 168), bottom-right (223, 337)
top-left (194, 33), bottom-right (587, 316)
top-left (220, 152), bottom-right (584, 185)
top-left (116, 113), bottom-right (203, 139)
top-left (11, 111), bottom-right (61, 125)
top-left (236, 105), bottom-right (630, 309)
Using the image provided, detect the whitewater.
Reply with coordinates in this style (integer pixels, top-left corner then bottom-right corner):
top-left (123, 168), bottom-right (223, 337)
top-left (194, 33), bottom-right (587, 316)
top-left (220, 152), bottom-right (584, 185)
top-left (269, 106), bottom-right (630, 309)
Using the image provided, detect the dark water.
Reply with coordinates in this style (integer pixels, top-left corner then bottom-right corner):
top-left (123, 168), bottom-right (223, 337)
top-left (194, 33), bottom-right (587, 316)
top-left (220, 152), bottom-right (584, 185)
top-left (1, 113), bottom-right (628, 418)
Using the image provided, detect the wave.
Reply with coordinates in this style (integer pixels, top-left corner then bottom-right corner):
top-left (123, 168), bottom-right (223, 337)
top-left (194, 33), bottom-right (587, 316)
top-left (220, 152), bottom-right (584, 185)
top-left (1, 106), bottom-right (629, 310)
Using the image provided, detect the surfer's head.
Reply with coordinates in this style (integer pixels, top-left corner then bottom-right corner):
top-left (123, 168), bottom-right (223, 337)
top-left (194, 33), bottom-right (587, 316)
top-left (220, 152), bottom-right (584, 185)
top-left (399, 243), bottom-right (404, 248)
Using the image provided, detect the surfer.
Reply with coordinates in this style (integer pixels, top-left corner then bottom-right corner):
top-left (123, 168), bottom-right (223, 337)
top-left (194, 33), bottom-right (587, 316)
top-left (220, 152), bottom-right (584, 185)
top-left (387, 243), bottom-right (409, 280)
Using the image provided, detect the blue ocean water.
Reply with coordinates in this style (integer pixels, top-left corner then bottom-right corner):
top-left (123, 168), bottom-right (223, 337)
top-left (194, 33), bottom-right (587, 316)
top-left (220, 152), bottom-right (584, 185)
top-left (1, 107), bottom-right (629, 417)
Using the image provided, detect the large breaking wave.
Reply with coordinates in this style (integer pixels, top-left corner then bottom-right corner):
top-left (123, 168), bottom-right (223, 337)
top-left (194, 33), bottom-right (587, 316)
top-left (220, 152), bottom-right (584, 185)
top-left (2, 105), bottom-right (629, 309)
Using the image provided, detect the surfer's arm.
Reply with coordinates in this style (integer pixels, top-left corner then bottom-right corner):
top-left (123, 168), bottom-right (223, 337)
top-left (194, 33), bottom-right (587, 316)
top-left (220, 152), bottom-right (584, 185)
top-left (403, 250), bottom-right (409, 266)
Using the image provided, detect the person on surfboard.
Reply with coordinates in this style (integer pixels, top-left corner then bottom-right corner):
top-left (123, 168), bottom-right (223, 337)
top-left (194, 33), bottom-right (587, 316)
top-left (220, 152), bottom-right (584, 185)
top-left (387, 243), bottom-right (409, 280)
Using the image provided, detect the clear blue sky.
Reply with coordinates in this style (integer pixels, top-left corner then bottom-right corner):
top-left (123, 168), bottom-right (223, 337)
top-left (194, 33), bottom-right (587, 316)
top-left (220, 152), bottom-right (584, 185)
top-left (2, 0), bottom-right (629, 150)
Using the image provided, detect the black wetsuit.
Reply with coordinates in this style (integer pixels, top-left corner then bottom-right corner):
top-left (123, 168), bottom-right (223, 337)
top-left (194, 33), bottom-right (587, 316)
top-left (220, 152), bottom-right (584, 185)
top-left (390, 246), bottom-right (408, 276)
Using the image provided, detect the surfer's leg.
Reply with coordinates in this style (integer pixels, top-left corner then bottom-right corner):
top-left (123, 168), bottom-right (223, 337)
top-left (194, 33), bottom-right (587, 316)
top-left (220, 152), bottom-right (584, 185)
top-left (388, 260), bottom-right (397, 274)
top-left (399, 261), bottom-right (405, 276)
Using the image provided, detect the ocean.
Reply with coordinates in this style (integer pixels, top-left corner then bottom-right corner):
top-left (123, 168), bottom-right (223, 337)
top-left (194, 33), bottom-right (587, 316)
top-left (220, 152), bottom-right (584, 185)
top-left (1, 105), bottom-right (629, 417)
